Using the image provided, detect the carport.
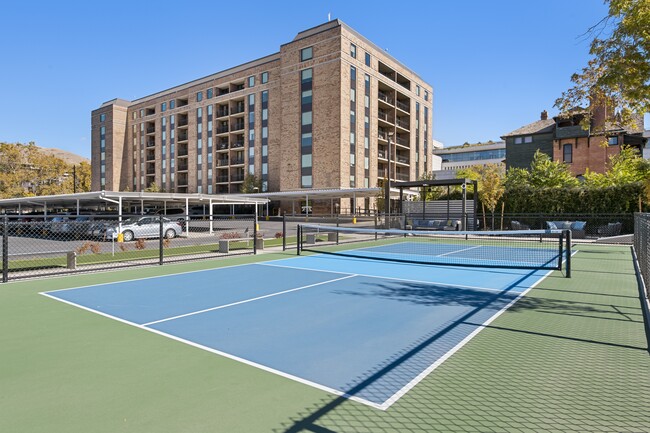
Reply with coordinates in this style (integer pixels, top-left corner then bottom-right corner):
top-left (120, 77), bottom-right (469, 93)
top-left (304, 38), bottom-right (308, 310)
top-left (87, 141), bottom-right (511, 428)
top-left (0, 191), bottom-right (268, 236)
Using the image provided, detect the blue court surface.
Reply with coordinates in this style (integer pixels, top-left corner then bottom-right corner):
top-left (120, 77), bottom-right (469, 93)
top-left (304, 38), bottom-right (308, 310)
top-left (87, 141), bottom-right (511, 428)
top-left (42, 252), bottom-right (554, 410)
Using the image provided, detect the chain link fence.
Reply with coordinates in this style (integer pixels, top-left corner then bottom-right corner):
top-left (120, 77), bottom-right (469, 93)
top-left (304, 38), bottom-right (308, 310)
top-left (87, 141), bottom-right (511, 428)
top-left (0, 214), bottom-right (255, 282)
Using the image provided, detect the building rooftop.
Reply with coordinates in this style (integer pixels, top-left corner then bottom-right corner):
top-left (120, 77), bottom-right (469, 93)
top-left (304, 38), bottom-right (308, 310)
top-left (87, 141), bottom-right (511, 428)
top-left (501, 119), bottom-right (555, 138)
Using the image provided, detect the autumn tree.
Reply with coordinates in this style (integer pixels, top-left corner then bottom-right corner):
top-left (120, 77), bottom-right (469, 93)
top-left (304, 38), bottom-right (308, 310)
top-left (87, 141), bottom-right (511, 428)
top-left (240, 174), bottom-right (262, 193)
top-left (459, 164), bottom-right (505, 229)
top-left (555, 0), bottom-right (650, 130)
top-left (416, 171), bottom-right (443, 201)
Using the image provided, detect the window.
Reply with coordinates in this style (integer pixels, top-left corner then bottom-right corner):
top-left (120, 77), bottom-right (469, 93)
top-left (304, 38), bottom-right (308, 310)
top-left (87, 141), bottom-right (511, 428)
top-left (424, 90), bottom-right (429, 101)
top-left (301, 46), bottom-right (313, 61)
top-left (99, 113), bottom-right (106, 122)
top-left (524, 136), bottom-right (533, 143)
top-left (416, 85), bottom-right (420, 96)
top-left (301, 68), bottom-right (312, 83)
top-left (608, 136), bottom-right (619, 146)
top-left (350, 43), bottom-right (356, 58)
top-left (161, 102), bottom-right (166, 112)
top-left (248, 76), bottom-right (255, 87)
top-left (364, 52), bottom-right (370, 66)
top-left (563, 143), bottom-right (572, 163)
top-left (514, 137), bottom-right (523, 144)
top-left (207, 88), bottom-right (213, 99)
top-left (170, 100), bottom-right (175, 109)
top-left (261, 72), bottom-right (269, 84)
top-left (197, 91), bottom-right (203, 102)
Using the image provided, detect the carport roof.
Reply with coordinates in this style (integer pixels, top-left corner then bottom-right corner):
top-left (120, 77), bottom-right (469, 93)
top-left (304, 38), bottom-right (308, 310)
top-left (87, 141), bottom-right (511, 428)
top-left (0, 191), bottom-right (268, 211)
top-left (232, 187), bottom-right (417, 201)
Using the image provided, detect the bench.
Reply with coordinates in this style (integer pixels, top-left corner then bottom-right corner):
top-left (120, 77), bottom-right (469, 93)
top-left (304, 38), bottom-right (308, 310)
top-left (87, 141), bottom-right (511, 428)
top-left (410, 219), bottom-right (459, 231)
top-left (8, 250), bottom-right (77, 269)
top-left (218, 233), bottom-right (263, 253)
top-left (305, 232), bottom-right (338, 244)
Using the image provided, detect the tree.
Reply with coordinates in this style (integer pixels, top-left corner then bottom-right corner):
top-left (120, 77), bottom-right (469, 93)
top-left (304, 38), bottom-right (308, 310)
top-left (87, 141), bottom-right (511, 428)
top-left (416, 172), bottom-right (443, 201)
top-left (554, 0), bottom-right (650, 130)
top-left (583, 146), bottom-right (650, 187)
top-left (506, 151), bottom-right (580, 189)
top-left (459, 164), bottom-right (505, 229)
top-left (240, 174), bottom-right (262, 193)
top-left (144, 182), bottom-right (161, 192)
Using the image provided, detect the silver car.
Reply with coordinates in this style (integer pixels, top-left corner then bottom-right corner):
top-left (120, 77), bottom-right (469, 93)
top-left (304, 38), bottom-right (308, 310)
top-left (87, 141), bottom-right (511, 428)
top-left (104, 217), bottom-right (183, 242)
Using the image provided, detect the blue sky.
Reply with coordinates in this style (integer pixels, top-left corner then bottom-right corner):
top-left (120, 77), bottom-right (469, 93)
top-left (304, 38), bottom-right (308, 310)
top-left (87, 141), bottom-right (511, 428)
top-left (0, 0), bottom-right (613, 158)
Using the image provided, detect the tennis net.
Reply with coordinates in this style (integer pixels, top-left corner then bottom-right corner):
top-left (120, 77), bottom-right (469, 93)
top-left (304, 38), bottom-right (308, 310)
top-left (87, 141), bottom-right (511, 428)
top-left (298, 224), bottom-right (571, 276)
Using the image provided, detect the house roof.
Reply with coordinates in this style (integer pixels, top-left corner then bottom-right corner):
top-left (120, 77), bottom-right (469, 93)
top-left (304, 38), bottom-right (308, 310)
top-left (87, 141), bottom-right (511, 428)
top-left (501, 119), bottom-right (555, 138)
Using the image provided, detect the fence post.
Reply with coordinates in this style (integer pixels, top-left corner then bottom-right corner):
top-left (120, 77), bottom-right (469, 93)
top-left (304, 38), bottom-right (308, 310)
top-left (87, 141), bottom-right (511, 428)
top-left (159, 215), bottom-right (164, 266)
top-left (2, 216), bottom-right (8, 283)
top-left (565, 229), bottom-right (572, 278)
top-left (282, 214), bottom-right (286, 251)
top-left (253, 218), bottom-right (257, 255)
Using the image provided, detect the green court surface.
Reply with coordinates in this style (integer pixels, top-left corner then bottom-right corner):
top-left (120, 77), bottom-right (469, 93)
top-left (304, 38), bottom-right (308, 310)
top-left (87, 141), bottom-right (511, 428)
top-left (0, 244), bottom-right (648, 432)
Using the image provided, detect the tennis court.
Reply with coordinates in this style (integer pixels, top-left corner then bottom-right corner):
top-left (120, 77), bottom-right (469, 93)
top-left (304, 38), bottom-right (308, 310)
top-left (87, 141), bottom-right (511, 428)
top-left (42, 228), bottom-right (567, 409)
top-left (1, 234), bottom-right (649, 432)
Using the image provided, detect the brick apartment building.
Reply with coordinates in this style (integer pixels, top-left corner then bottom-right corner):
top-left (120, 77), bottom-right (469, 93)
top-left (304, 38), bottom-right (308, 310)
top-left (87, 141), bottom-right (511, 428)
top-left (91, 20), bottom-right (433, 212)
top-left (502, 109), bottom-right (646, 175)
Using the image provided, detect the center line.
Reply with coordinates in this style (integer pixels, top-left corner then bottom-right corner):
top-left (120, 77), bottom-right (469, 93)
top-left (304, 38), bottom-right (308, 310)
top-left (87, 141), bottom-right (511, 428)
top-left (436, 245), bottom-right (482, 257)
top-left (142, 274), bottom-right (357, 327)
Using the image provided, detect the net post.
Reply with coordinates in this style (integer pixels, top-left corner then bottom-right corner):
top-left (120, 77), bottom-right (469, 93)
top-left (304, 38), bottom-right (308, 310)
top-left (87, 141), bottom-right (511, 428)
top-left (2, 215), bottom-right (8, 283)
top-left (282, 213), bottom-right (286, 251)
top-left (336, 215), bottom-right (339, 244)
top-left (159, 215), bottom-right (164, 266)
top-left (297, 225), bottom-right (301, 255)
top-left (565, 229), bottom-right (572, 278)
top-left (558, 230), bottom-right (564, 272)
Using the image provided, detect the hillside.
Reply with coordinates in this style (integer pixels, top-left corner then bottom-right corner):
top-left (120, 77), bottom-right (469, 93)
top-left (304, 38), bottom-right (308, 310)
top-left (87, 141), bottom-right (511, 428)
top-left (38, 147), bottom-right (89, 165)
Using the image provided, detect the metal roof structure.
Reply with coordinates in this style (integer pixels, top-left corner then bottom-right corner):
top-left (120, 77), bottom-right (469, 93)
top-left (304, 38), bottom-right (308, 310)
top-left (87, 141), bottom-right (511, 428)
top-left (0, 191), bottom-right (268, 215)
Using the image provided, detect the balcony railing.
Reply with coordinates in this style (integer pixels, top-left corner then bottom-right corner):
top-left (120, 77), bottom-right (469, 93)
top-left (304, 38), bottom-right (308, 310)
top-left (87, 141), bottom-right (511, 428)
top-left (396, 118), bottom-right (409, 129)
top-left (216, 176), bottom-right (229, 183)
top-left (177, 164), bottom-right (188, 171)
top-left (396, 136), bottom-right (409, 146)
top-left (177, 133), bottom-right (188, 141)
top-left (231, 141), bottom-right (245, 148)
top-left (231, 122), bottom-right (245, 131)
top-left (216, 159), bottom-right (229, 167)
top-left (218, 142), bottom-right (229, 150)
top-left (231, 104), bottom-right (245, 115)
top-left (146, 140), bottom-right (156, 147)
top-left (378, 92), bottom-right (393, 104)
top-left (395, 173), bottom-right (410, 181)
top-left (397, 156), bottom-right (409, 164)
top-left (230, 174), bottom-right (245, 182)
top-left (177, 149), bottom-right (188, 157)
top-left (177, 119), bottom-right (188, 127)
top-left (217, 126), bottom-right (229, 134)
top-left (217, 108), bottom-right (229, 117)
top-left (396, 100), bottom-right (410, 112)
top-left (378, 111), bottom-right (392, 123)
top-left (146, 126), bottom-right (156, 134)
top-left (231, 158), bottom-right (245, 165)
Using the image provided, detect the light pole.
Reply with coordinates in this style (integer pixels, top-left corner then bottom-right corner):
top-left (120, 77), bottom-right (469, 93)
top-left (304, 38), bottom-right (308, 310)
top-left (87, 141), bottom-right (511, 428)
top-left (384, 131), bottom-right (394, 226)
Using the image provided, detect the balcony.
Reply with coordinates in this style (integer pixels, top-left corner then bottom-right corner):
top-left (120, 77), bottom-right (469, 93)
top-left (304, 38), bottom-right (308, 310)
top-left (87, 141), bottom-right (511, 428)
top-left (216, 175), bottom-right (229, 183)
top-left (146, 126), bottom-right (156, 134)
top-left (395, 135), bottom-right (409, 146)
top-left (395, 172), bottom-right (410, 181)
top-left (378, 91), bottom-right (394, 105)
top-left (378, 110), bottom-right (393, 124)
top-left (230, 157), bottom-right (245, 165)
top-left (217, 107), bottom-right (229, 118)
top-left (146, 139), bottom-right (156, 147)
top-left (396, 155), bottom-right (410, 165)
top-left (396, 117), bottom-right (410, 130)
top-left (146, 167), bottom-right (156, 175)
top-left (146, 152), bottom-right (155, 161)
top-left (230, 173), bottom-right (245, 182)
top-left (231, 121), bottom-right (245, 131)
top-left (177, 132), bottom-right (188, 142)
top-left (177, 145), bottom-right (188, 157)
top-left (177, 162), bottom-right (189, 171)
top-left (217, 125), bottom-right (229, 134)
top-left (216, 159), bottom-right (229, 167)
top-left (231, 141), bottom-right (245, 149)
top-left (177, 117), bottom-right (189, 127)
top-left (396, 100), bottom-right (410, 113)
top-left (231, 103), bottom-right (245, 115)
top-left (217, 142), bottom-right (229, 150)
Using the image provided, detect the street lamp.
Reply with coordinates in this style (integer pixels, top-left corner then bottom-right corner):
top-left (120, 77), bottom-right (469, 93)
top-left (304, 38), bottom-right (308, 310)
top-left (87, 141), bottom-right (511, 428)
top-left (384, 131), bottom-right (394, 226)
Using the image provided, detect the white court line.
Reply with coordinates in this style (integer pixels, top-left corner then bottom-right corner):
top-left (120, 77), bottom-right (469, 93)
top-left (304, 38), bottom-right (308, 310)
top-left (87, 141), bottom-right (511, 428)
top-left (142, 274), bottom-right (357, 326)
top-left (378, 266), bottom-right (556, 410)
top-left (259, 262), bottom-right (513, 294)
top-left (436, 245), bottom-right (482, 257)
top-left (39, 291), bottom-right (385, 410)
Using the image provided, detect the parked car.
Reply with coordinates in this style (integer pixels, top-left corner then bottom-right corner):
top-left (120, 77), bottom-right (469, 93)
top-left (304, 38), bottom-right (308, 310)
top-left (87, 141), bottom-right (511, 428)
top-left (102, 217), bottom-right (183, 241)
top-left (50, 216), bottom-right (95, 239)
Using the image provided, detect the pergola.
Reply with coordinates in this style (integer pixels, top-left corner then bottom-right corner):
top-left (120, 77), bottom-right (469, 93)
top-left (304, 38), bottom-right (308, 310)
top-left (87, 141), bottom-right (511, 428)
top-left (391, 178), bottom-right (478, 230)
